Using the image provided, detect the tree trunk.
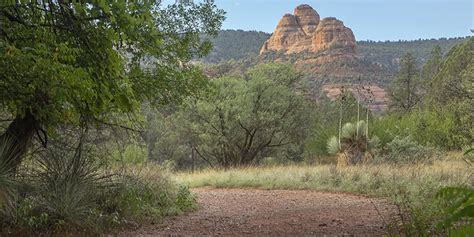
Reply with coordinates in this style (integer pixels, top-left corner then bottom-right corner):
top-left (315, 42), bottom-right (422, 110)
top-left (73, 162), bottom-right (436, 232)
top-left (191, 145), bottom-right (195, 173)
top-left (0, 110), bottom-right (38, 173)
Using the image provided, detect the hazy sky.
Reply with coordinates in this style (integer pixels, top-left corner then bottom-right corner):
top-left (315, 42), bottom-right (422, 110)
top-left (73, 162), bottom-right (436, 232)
top-left (193, 0), bottom-right (473, 41)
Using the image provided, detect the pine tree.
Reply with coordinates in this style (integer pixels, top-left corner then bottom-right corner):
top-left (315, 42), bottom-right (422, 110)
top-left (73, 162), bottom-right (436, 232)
top-left (389, 53), bottom-right (422, 112)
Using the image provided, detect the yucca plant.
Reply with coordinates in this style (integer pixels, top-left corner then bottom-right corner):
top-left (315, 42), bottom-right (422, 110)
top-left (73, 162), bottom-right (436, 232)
top-left (327, 120), bottom-right (379, 165)
top-left (30, 139), bottom-right (114, 227)
top-left (0, 138), bottom-right (18, 210)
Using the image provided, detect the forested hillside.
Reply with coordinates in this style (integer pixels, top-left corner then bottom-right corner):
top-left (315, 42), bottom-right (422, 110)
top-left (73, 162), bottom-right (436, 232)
top-left (357, 38), bottom-right (467, 71)
top-left (201, 30), bottom-right (270, 63)
top-left (201, 29), bottom-right (468, 70)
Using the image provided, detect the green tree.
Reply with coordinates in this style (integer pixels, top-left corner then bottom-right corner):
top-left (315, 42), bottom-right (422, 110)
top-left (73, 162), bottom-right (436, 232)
top-left (428, 37), bottom-right (474, 147)
top-left (0, 1), bottom-right (225, 171)
top-left (389, 53), bottom-right (422, 112)
top-left (188, 63), bottom-right (312, 168)
top-left (421, 45), bottom-right (442, 85)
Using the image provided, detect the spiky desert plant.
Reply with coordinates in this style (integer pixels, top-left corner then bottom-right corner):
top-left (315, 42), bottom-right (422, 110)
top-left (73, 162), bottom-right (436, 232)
top-left (29, 136), bottom-right (114, 226)
top-left (327, 137), bottom-right (340, 155)
top-left (327, 120), bottom-right (379, 165)
top-left (0, 138), bottom-right (18, 209)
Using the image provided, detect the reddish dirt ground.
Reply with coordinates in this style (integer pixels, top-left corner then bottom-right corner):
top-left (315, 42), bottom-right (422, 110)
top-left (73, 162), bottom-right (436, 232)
top-left (122, 188), bottom-right (397, 236)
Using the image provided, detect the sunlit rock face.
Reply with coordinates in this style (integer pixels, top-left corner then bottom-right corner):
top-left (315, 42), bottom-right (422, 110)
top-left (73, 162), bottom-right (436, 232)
top-left (312, 17), bottom-right (356, 53)
top-left (260, 4), bottom-right (356, 55)
top-left (294, 4), bottom-right (320, 35)
top-left (260, 13), bottom-right (308, 54)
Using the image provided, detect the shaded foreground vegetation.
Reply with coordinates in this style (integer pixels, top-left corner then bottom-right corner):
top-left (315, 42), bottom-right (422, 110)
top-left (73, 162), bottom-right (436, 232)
top-left (0, 0), bottom-right (224, 235)
top-left (0, 141), bottom-right (196, 235)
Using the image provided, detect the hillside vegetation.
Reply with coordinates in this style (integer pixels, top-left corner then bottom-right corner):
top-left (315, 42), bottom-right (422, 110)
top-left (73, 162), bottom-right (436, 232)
top-left (358, 38), bottom-right (467, 71)
top-left (201, 30), bottom-right (270, 63)
top-left (200, 29), bottom-right (468, 71)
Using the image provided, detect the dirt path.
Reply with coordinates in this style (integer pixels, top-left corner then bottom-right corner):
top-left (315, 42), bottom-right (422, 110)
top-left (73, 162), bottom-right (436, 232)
top-left (124, 188), bottom-right (397, 236)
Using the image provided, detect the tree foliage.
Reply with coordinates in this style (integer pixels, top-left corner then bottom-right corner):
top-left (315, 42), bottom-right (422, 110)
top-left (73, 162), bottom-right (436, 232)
top-left (185, 64), bottom-right (312, 168)
top-left (375, 37), bottom-right (473, 150)
top-left (429, 37), bottom-right (474, 147)
top-left (0, 1), bottom-right (225, 170)
top-left (200, 29), bottom-right (270, 63)
top-left (421, 45), bottom-right (442, 86)
top-left (389, 53), bottom-right (422, 112)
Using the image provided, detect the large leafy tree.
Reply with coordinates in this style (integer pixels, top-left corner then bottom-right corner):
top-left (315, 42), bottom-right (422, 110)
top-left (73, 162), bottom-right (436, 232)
top-left (187, 63), bottom-right (312, 168)
top-left (0, 1), bottom-right (225, 170)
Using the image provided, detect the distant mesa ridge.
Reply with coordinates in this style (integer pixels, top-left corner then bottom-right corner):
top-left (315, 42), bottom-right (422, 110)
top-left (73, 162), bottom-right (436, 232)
top-left (260, 4), bottom-right (356, 55)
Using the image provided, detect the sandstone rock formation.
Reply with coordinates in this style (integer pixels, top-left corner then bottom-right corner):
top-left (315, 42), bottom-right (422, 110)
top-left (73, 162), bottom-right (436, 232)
top-left (294, 4), bottom-right (320, 35)
top-left (312, 17), bottom-right (356, 53)
top-left (260, 4), bottom-right (389, 112)
top-left (260, 4), bottom-right (356, 55)
top-left (260, 14), bottom-right (308, 54)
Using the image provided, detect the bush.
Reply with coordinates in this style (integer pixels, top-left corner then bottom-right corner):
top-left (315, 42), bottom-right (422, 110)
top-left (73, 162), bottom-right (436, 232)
top-left (371, 109), bottom-right (472, 151)
top-left (111, 143), bottom-right (148, 164)
top-left (106, 166), bottom-right (196, 224)
top-left (382, 136), bottom-right (440, 164)
top-left (0, 145), bottom-right (196, 235)
top-left (436, 187), bottom-right (474, 236)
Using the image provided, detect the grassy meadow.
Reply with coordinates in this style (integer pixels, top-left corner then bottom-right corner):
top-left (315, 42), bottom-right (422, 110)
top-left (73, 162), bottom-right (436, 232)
top-left (177, 156), bottom-right (471, 194)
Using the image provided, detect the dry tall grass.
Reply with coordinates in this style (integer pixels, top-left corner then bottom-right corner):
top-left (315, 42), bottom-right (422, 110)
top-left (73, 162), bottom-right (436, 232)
top-left (177, 156), bottom-right (472, 197)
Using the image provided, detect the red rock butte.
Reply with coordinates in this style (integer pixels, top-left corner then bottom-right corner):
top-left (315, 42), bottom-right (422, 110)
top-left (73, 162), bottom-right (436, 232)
top-left (260, 4), bottom-right (356, 55)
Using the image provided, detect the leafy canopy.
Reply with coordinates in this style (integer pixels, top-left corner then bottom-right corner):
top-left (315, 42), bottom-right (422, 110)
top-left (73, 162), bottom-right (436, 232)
top-left (0, 1), bottom-right (225, 127)
top-left (187, 63), bottom-right (312, 167)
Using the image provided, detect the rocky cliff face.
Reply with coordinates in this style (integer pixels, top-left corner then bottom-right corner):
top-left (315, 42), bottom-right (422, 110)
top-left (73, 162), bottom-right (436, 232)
top-left (294, 4), bottom-right (320, 35)
top-left (260, 4), bottom-right (389, 112)
top-left (312, 17), bottom-right (356, 53)
top-left (261, 14), bottom-right (308, 54)
top-left (260, 4), bottom-right (356, 55)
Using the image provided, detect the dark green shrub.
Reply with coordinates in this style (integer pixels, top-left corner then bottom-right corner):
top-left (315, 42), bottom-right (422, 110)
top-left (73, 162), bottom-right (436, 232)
top-left (175, 184), bottom-right (197, 211)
